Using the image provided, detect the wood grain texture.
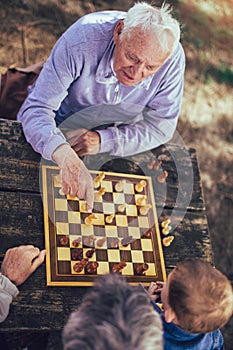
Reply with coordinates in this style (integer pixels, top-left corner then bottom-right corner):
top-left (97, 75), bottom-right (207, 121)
top-left (0, 118), bottom-right (213, 334)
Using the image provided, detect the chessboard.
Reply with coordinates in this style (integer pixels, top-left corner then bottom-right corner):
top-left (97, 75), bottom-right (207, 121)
top-left (42, 165), bottom-right (166, 286)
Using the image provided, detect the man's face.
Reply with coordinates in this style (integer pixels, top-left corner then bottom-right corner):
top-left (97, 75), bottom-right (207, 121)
top-left (113, 21), bottom-right (170, 86)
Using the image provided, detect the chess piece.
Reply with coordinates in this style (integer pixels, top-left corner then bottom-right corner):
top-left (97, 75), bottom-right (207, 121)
top-left (110, 238), bottom-right (119, 248)
top-left (86, 248), bottom-right (96, 258)
top-left (157, 171), bottom-right (168, 184)
top-left (94, 187), bottom-right (106, 201)
top-left (105, 214), bottom-right (115, 224)
top-left (84, 213), bottom-right (97, 226)
top-left (161, 218), bottom-right (172, 235)
top-left (147, 159), bottom-right (156, 170)
top-left (162, 236), bottom-right (174, 247)
top-left (162, 226), bottom-right (172, 235)
top-left (59, 188), bottom-right (65, 196)
top-left (72, 237), bottom-right (82, 247)
top-left (136, 263), bottom-right (149, 275)
top-left (96, 237), bottom-right (106, 247)
top-left (139, 204), bottom-right (152, 215)
top-left (135, 180), bottom-right (147, 193)
top-left (73, 258), bottom-right (89, 273)
top-left (83, 234), bottom-right (96, 247)
top-left (115, 180), bottom-right (126, 192)
top-left (93, 172), bottom-right (105, 188)
top-left (71, 249), bottom-right (83, 261)
top-left (112, 261), bottom-right (127, 273)
top-left (136, 195), bottom-right (147, 206)
top-left (121, 236), bottom-right (133, 247)
top-left (154, 159), bottom-right (162, 171)
top-left (161, 218), bottom-right (171, 228)
top-left (98, 187), bottom-right (106, 196)
top-left (118, 204), bottom-right (126, 213)
top-left (142, 228), bottom-right (152, 238)
top-left (86, 261), bottom-right (99, 274)
top-left (59, 235), bottom-right (69, 246)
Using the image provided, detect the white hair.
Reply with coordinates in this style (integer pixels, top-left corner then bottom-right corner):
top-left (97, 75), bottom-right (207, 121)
top-left (121, 2), bottom-right (181, 56)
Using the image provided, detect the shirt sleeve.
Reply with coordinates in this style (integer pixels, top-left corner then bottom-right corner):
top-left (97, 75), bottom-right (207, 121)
top-left (0, 273), bottom-right (19, 323)
top-left (98, 47), bottom-right (185, 157)
top-left (17, 36), bottom-right (78, 160)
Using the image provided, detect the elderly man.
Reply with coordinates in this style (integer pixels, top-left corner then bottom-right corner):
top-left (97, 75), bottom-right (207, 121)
top-left (63, 274), bottom-right (163, 350)
top-left (17, 2), bottom-right (185, 210)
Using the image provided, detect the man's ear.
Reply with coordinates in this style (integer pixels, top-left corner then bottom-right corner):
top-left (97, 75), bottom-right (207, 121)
top-left (113, 20), bottom-right (124, 44)
top-left (164, 307), bottom-right (178, 324)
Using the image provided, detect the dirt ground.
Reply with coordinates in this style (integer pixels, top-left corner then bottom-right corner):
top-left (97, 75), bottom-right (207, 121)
top-left (0, 0), bottom-right (232, 348)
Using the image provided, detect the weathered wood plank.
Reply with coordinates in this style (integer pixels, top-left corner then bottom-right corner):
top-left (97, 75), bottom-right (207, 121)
top-left (0, 191), bottom-right (44, 256)
top-left (0, 118), bottom-right (205, 211)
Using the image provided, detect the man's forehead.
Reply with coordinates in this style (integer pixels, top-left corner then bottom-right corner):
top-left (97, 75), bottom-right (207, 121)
top-left (124, 38), bottom-right (168, 65)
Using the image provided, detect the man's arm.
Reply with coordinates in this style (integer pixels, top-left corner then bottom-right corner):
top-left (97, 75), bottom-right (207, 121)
top-left (17, 37), bottom-right (94, 208)
top-left (0, 273), bottom-right (18, 323)
top-left (0, 246), bottom-right (46, 322)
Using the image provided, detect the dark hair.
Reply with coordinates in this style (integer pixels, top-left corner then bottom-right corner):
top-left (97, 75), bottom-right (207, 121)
top-left (63, 274), bottom-right (163, 350)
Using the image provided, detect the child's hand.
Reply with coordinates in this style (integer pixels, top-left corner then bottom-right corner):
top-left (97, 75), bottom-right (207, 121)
top-left (148, 281), bottom-right (165, 301)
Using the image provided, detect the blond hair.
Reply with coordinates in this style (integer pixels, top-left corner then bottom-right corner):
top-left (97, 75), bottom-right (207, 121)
top-left (168, 259), bottom-right (233, 333)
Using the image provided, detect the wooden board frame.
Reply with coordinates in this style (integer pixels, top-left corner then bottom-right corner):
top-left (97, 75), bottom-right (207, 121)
top-left (42, 165), bottom-right (166, 286)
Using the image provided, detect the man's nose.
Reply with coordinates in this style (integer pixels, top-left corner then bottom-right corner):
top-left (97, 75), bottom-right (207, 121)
top-left (130, 64), bottom-right (145, 78)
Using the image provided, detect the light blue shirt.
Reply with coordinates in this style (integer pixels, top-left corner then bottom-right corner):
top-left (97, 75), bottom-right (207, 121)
top-left (17, 10), bottom-right (185, 160)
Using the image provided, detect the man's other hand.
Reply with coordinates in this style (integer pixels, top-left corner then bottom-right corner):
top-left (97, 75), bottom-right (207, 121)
top-left (66, 128), bottom-right (100, 157)
top-left (1, 246), bottom-right (46, 286)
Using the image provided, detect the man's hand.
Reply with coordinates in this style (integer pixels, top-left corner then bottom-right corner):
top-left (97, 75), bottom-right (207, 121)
top-left (66, 128), bottom-right (100, 157)
top-left (148, 281), bottom-right (165, 301)
top-left (52, 144), bottom-right (94, 210)
top-left (1, 245), bottom-right (46, 286)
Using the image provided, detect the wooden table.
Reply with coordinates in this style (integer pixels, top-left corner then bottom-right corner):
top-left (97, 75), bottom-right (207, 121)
top-left (0, 118), bottom-right (213, 346)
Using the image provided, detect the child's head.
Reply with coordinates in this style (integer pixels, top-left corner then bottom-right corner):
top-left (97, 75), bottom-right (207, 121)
top-left (161, 258), bottom-right (233, 333)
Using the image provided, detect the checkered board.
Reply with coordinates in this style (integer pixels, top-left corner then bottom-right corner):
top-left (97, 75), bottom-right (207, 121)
top-left (42, 165), bottom-right (166, 286)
